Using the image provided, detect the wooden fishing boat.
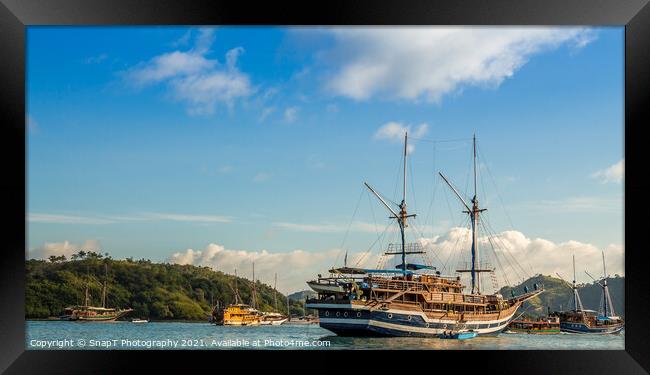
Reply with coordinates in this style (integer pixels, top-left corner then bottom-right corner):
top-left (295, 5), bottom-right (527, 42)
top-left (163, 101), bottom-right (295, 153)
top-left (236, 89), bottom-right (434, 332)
top-left (306, 134), bottom-right (543, 337)
top-left (507, 316), bottom-right (560, 334)
top-left (552, 254), bottom-right (624, 334)
top-left (59, 263), bottom-right (132, 322)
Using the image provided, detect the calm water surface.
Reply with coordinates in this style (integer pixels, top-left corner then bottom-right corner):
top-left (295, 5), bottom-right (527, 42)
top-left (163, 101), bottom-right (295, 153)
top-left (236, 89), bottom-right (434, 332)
top-left (26, 321), bottom-right (624, 350)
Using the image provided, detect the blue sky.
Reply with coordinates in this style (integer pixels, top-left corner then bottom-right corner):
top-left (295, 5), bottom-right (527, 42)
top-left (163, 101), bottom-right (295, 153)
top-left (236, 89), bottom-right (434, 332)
top-left (27, 27), bottom-right (623, 292)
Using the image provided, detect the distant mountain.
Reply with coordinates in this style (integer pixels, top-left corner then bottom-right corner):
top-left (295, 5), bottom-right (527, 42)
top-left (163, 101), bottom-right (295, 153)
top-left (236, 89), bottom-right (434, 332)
top-left (499, 274), bottom-right (624, 318)
top-left (288, 290), bottom-right (317, 302)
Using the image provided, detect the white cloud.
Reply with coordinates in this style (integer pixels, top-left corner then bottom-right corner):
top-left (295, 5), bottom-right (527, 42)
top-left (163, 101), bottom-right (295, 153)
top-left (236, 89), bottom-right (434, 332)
top-left (419, 227), bottom-right (623, 289)
top-left (166, 226), bottom-right (622, 294)
top-left (142, 212), bottom-right (231, 223)
top-left (514, 195), bottom-right (622, 214)
top-left (167, 244), bottom-right (342, 293)
top-left (273, 220), bottom-right (448, 235)
top-left (28, 240), bottom-right (102, 260)
top-left (258, 106), bottom-right (276, 123)
top-left (28, 213), bottom-right (116, 225)
top-left (284, 106), bottom-right (299, 123)
top-left (84, 53), bottom-right (108, 64)
top-left (123, 28), bottom-right (253, 115)
top-left (592, 159), bottom-right (623, 184)
top-left (374, 122), bottom-right (428, 153)
top-left (28, 212), bottom-right (232, 224)
top-left (323, 27), bottom-right (595, 102)
top-left (218, 165), bottom-right (233, 173)
top-left (253, 172), bottom-right (271, 183)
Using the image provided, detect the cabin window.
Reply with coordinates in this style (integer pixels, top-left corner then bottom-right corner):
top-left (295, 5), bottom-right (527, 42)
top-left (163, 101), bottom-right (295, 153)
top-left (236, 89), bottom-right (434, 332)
top-left (336, 312), bottom-right (340, 317)
top-left (387, 313), bottom-right (393, 319)
top-left (357, 312), bottom-right (362, 318)
top-left (407, 315), bottom-right (412, 321)
top-left (325, 311), bottom-right (329, 317)
top-left (343, 312), bottom-right (348, 317)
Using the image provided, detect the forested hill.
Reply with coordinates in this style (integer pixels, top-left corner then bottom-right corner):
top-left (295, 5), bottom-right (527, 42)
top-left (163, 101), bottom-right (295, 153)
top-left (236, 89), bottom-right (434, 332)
top-left (26, 252), bottom-right (302, 320)
top-left (499, 274), bottom-right (624, 318)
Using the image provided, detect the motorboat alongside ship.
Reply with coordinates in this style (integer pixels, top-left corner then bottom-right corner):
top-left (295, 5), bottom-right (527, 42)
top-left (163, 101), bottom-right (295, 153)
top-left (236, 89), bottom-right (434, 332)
top-left (305, 133), bottom-right (543, 337)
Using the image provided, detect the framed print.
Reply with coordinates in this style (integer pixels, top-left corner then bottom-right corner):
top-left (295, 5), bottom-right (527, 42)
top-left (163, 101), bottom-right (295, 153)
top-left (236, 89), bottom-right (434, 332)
top-left (1, 0), bottom-right (649, 373)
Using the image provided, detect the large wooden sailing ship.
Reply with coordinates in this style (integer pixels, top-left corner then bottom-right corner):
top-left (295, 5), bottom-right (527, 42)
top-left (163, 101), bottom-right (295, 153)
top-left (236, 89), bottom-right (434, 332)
top-left (551, 254), bottom-right (624, 334)
top-left (60, 264), bottom-right (132, 322)
top-left (305, 133), bottom-right (542, 337)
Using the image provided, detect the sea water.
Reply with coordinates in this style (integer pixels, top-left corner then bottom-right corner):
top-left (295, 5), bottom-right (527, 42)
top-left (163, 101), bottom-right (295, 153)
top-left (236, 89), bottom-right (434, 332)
top-left (25, 321), bottom-right (624, 350)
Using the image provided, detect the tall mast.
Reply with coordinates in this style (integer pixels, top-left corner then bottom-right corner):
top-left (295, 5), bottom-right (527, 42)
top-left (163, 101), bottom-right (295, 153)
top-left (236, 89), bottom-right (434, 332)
top-left (84, 265), bottom-right (90, 306)
top-left (399, 132), bottom-right (408, 276)
top-left (234, 269), bottom-right (240, 304)
top-left (573, 255), bottom-right (578, 311)
top-left (274, 273), bottom-right (278, 312)
top-left (471, 133), bottom-right (480, 294)
top-left (571, 255), bottom-right (584, 313)
top-left (364, 131), bottom-right (416, 277)
top-left (252, 262), bottom-right (257, 309)
top-left (102, 263), bottom-right (108, 308)
top-left (439, 134), bottom-right (486, 294)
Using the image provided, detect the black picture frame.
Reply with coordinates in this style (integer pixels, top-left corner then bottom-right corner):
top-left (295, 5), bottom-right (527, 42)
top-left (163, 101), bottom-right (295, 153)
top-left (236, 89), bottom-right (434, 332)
top-left (1, 0), bottom-right (648, 373)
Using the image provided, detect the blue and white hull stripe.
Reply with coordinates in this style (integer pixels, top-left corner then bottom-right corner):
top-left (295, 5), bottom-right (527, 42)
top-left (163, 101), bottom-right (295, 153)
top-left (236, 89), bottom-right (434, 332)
top-left (307, 303), bottom-right (517, 337)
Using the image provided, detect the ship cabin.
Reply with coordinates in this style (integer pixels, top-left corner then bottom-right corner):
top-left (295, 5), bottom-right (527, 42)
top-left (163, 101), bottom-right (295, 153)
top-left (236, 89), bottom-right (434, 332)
top-left (310, 267), bottom-right (516, 316)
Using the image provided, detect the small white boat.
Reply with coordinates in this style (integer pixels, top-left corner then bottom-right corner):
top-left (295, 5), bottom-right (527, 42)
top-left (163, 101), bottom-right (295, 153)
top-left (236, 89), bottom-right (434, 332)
top-left (131, 318), bottom-right (149, 323)
top-left (306, 280), bottom-right (345, 294)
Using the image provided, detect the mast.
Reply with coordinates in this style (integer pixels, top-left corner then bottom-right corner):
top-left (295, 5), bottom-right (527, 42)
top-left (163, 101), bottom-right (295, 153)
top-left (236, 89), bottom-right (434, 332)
top-left (399, 132), bottom-right (408, 277)
top-left (101, 263), bottom-right (108, 308)
top-left (601, 251), bottom-right (615, 317)
top-left (234, 269), bottom-right (240, 304)
top-left (439, 134), bottom-right (487, 294)
top-left (571, 255), bottom-right (584, 313)
top-left (84, 265), bottom-right (90, 306)
top-left (252, 262), bottom-right (257, 309)
top-left (471, 133), bottom-right (480, 294)
top-left (274, 273), bottom-right (278, 312)
top-left (364, 131), bottom-right (417, 277)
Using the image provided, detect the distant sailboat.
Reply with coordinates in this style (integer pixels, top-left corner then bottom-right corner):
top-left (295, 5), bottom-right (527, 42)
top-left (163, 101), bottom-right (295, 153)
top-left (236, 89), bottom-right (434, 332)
top-left (60, 263), bottom-right (132, 322)
top-left (552, 254), bottom-right (623, 334)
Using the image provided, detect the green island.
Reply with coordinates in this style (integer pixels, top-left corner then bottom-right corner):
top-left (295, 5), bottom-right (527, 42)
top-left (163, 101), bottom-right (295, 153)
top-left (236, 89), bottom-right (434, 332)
top-left (26, 251), bottom-right (308, 321)
top-left (26, 251), bottom-right (623, 321)
top-left (499, 274), bottom-right (624, 318)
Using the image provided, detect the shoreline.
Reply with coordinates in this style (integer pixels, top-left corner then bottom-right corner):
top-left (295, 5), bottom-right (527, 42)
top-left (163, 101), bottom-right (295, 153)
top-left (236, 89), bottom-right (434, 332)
top-left (26, 318), bottom-right (211, 323)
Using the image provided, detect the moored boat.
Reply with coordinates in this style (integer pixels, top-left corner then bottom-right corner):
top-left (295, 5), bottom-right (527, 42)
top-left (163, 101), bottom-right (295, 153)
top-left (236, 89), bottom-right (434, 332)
top-left (306, 133), bottom-right (543, 337)
top-left (59, 263), bottom-right (132, 322)
top-left (552, 254), bottom-right (624, 334)
top-left (507, 316), bottom-right (560, 334)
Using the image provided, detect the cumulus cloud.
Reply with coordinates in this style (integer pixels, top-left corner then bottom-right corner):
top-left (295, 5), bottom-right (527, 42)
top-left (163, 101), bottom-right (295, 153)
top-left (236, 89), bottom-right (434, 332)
top-left (374, 122), bottom-right (428, 153)
top-left (123, 28), bottom-right (253, 114)
top-left (28, 240), bottom-right (102, 260)
top-left (420, 227), bottom-right (623, 291)
top-left (323, 27), bottom-right (595, 102)
top-left (167, 244), bottom-right (342, 293)
top-left (592, 159), bottom-right (624, 184)
top-left (167, 227), bottom-right (622, 294)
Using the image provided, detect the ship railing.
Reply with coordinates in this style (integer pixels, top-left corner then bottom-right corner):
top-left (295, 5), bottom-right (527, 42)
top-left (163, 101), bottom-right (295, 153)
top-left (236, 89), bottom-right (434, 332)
top-left (367, 276), bottom-right (429, 292)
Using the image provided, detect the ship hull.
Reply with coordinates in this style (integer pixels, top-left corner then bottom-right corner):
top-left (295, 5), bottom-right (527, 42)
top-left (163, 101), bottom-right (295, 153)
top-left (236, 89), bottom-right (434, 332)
top-left (560, 322), bottom-right (624, 334)
top-left (306, 303), bottom-right (518, 337)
